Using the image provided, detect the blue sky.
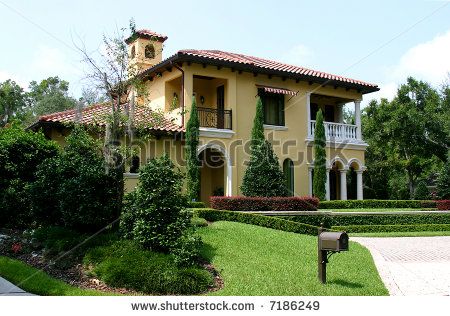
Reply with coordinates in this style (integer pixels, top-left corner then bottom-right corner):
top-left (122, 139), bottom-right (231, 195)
top-left (1, 0), bottom-right (450, 104)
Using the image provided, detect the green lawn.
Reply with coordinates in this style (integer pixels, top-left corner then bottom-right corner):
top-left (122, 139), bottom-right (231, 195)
top-left (351, 231), bottom-right (450, 237)
top-left (198, 221), bottom-right (388, 296)
top-left (330, 208), bottom-right (437, 213)
top-left (0, 256), bottom-right (115, 296)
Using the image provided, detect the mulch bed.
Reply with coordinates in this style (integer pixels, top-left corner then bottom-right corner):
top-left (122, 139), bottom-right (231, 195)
top-left (0, 228), bottom-right (223, 295)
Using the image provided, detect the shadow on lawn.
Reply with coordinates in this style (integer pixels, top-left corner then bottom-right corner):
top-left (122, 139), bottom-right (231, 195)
top-left (328, 279), bottom-right (364, 288)
top-left (200, 243), bottom-right (217, 262)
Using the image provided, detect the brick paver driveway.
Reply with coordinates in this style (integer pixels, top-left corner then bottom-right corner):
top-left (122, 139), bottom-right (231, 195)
top-left (352, 237), bottom-right (450, 295)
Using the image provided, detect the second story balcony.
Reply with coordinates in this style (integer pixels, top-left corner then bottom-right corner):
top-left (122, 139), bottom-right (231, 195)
top-left (198, 107), bottom-right (232, 130)
top-left (308, 120), bottom-right (358, 141)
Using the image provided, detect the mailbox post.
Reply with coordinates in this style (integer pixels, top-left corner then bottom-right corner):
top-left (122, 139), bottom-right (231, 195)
top-left (317, 223), bottom-right (349, 284)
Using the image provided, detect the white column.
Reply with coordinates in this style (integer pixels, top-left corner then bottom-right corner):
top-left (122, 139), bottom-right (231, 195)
top-left (354, 100), bottom-right (362, 141)
top-left (306, 92), bottom-right (311, 137)
top-left (356, 170), bottom-right (364, 200)
top-left (308, 167), bottom-right (313, 197)
top-left (325, 168), bottom-right (330, 201)
top-left (340, 169), bottom-right (347, 200)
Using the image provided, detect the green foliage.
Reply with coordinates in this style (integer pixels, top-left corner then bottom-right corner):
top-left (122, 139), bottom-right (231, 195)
top-left (0, 80), bottom-right (28, 127)
top-left (241, 97), bottom-right (287, 197)
top-left (193, 208), bottom-right (318, 235)
top-left (28, 76), bottom-right (77, 118)
top-left (362, 77), bottom-right (449, 199)
top-left (191, 216), bottom-right (208, 227)
top-left (83, 240), bottom-right (213, 295)
top-left (29, 127), bottom-right (122, 231)
top-left (120, 155), bottom-right (201, 266)
top-left (284, 212), bottom-right (450, 227)
top-left (185, 97), bottom-right (200, 201)
top-left (0, 124), bottom-right (59, 227)
top-left (436, 153), bottom-right (450, 199)
top-left (313, 110), bottom-right (327, 200)
top-left (318, 199), bottom-right (436, 209)
top-left (188, 201), bottom-right (206, 208)
top-left (333, 224), bottom-right (450, 233)
top-left (414, 180), bottom-right (430, 200)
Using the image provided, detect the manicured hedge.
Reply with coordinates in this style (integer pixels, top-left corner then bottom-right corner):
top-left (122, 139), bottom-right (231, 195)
top-left (188, 201), bottom-right (206, 208)
top-left (333, 224), bottom-right (450, 233)
top-left (210, 196), bottom-right (319, 212)
top-left (437, 200), bottom-right (450, 211)
top-left (283, 213), bottom-right (450, 227)
top-left (193, 208), bottom-right (318, 235)
top-left (318, 199), bottom-right (437, 209)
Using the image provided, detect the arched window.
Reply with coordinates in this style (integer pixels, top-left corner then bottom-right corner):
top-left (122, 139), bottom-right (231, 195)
top-left (130, 45), bottom-right (135, 59)
top-left (145, 44), bottom-right (155, 59)
top-left (283, 159), bottom-right (294, 196)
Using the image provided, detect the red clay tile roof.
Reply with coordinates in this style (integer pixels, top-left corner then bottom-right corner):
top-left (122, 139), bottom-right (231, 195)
top-left (125, 29), bottom-right (168, 43)
top-left (37, 103), bottom-right (184, 133)
top-left (178, 50), bottom-right (377, 89)
top-left (141, 49), bottom-right (378, 93)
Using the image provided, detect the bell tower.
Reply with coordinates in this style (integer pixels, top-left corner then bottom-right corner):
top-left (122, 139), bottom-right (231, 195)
top-left (126, 29), bottom-right (168, 73)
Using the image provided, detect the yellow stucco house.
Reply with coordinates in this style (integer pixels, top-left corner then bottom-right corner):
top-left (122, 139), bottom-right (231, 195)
top-left (32, 29), bottom-right (379, 204)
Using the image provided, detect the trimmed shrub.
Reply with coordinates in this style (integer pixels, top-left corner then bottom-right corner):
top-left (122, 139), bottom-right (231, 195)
top-left (436, 153), bottom-right (450, 199)
top-left (437, 200), bottom-right (450, 211)
top-left (191, 216), bottom-right (208, 227)
top-left (193, 208), bottom-right (318, 235)
top-left (241, 97), bottom-right (287, 197)
top-left (313, 109), bottom-right (327, 200)
top-left (414, 181), bottom-right (430, 200)
top-left (83, 240), bottom-right (213, 295)
top-left (210, 196), bottom-right (319, 212)
top-left (189, 201), bottom-right (206, 208)
top-left (29, 127), bottom-right (122, 231)
top-left (333, 224), bottom-right (450, 233)
top-left (185, 97), bottom-right (200, 201)
top-left (318, 199), bottom-right (436, 209)
top-left (120, 155), bottom-right (201, 266)
top-left (0, 125), bottom-right (59, 227)
top-left (284, 212), bottom-right (450, 227)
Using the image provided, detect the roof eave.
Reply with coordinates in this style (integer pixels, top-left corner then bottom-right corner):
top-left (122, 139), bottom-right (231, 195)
top-left (141, 53), bottom-right (379, 94)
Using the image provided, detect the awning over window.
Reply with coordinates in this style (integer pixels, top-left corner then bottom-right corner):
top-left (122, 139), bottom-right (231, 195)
top-left (256, 85), bottom-right (298, 96)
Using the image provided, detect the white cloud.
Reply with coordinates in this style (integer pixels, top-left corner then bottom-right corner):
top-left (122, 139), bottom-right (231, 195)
top-left (372, 30), bottom-right (450, 104)
top-left (280, 44), bottom-right (315, 67)
top-left (0, 70), bottom-right (28, 89)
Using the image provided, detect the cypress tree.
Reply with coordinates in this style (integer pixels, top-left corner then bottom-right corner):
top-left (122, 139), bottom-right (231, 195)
top-left (436, 151), bottom-right (450, 199)
top-left (313, 110), bottom-right (327, 200)
top-left (185, 97), bottom-right (200, 201)
top-left (241, 97), bottom-right (287, 197)
top-left (414, 180), bottom-right (430, 200)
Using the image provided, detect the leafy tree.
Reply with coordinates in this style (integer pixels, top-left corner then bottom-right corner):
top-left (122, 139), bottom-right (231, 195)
top-left (0, 124), bottom-right (59, 227)
top-left (241, 97), bottom-right (287, 197)
top-left (0, 80), bottom-right (28, 126)
top-left (30, 127), bottom-right (122, 231)
top-left (413, 180), bottom-right (430, 200)
top-left (185, 97), bottom-right (200, 201)
top-left (363, 77), bottom-right (449, 199)
top-left (120, 155), bottom-right (200, 266)
top-left (436, 151), bottom-right (450, 199)
top-left (313, 110), bottom-right (327, 200)
top-left (28, 76), bottom-right (77, 118)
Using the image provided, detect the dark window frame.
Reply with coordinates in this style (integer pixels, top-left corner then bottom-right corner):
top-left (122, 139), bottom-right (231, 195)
top-left (145, 44), bottom-right (155, 59)
top-left (258, 88), bottom-right (285, 126)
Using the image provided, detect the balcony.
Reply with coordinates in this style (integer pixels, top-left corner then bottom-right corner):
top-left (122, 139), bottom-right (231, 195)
top-left (309, 120), bottom-right (358, 142)
top-left (197, 107), bottom-right (232, 130)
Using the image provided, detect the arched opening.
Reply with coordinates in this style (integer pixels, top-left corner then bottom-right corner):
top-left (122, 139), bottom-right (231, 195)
top-left (348, 159), bottom-right (362, 200)
top-left (329, 159), bottom-right (346, 200)
top-left (198, 147), bottom-right (225, 205)
top-left (283, 158), bottom-right (294, 196)
top-left (145, 44), bottom-right (155, 59)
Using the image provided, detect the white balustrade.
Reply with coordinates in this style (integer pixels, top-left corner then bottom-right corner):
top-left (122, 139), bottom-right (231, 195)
top-left (309, 120), bottom-right (358, 141)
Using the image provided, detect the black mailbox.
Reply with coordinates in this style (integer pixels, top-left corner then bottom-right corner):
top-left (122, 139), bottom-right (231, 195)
top-left (319, 231), bottom-right (349, 252)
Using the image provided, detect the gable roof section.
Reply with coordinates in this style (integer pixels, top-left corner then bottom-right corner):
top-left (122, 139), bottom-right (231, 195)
top-left (141, 49), bottom-right (379, 94)
top-left (33, 103), bottom-right (184, 133)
